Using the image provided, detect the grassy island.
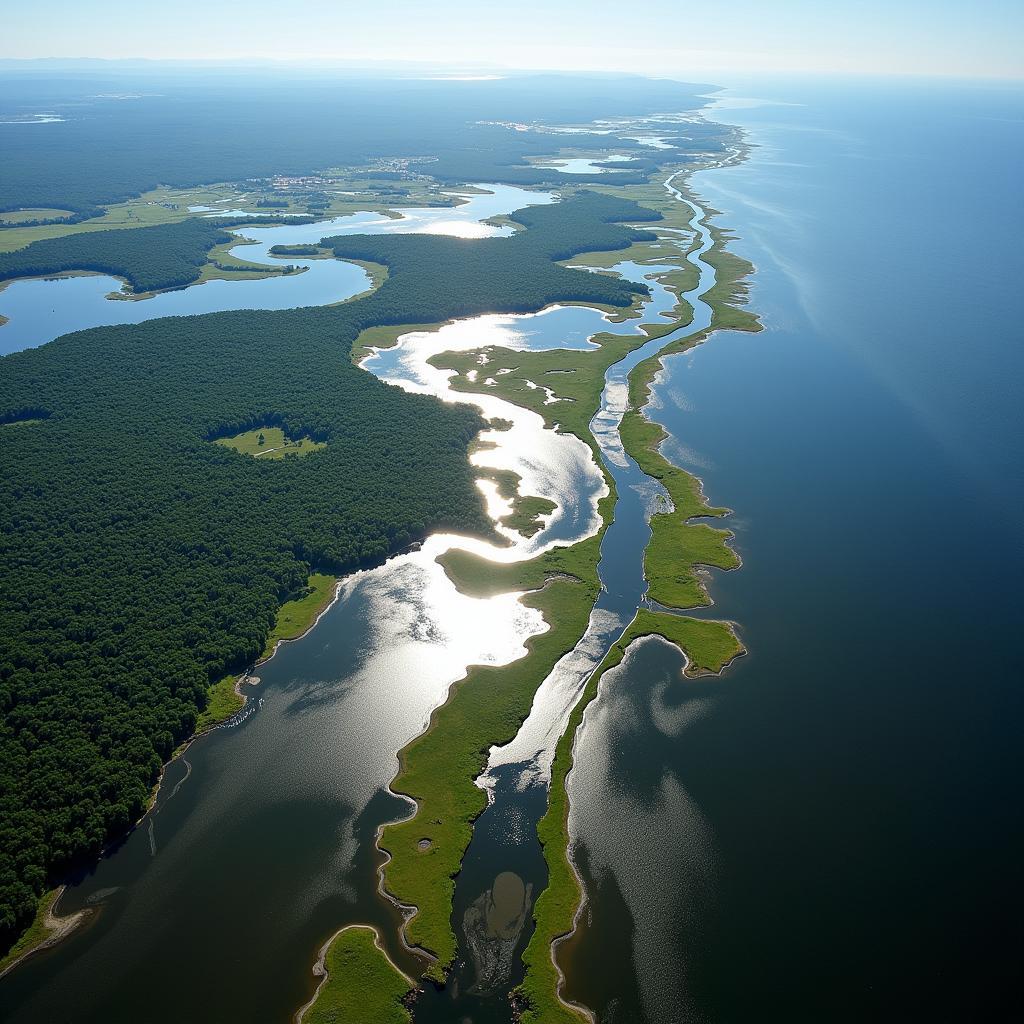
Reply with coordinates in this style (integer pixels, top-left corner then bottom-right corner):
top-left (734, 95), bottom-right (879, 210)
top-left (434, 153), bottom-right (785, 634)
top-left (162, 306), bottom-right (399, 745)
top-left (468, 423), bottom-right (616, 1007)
top-left (619, 390), bottom-right (738, 608)
top-left (475, 464), bottom-right (558, 538)
top-left (516, 609), bottom-right (744, 1024)
top-left (375, 194), bottom-right (692, 975)
top-left (380, 515), bottom-right (610, 978)
top-left (376, 177), bottom-right (760, 1001)
top-left (0, 187), bottom-right (660, 954)
top-left (0, 216), bottom-right (312, 295)
top-left (514, 192), bottom-right (760, 1022)
top-left (299, 925), bottom-right (414, 1024)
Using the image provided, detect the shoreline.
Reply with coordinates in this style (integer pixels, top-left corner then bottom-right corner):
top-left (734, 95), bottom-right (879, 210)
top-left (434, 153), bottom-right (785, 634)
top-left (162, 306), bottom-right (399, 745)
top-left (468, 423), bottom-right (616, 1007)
top-left (0, 113), bottom-right (758, 1007)
top-left (2, 231), bottom-right (625, 982)
top-left (548, 626), bottom-right (744, 1014)
top-left (376, 523), bottom-right (610, 979)
top-left (294, 923), bottom-right (417, 1024)
top-left (357, 156), bottom-right (745, 1015)
top-left (518, 173), bottom-right (760, 1021)
top-left (0, 559), bottom-right (364, 979)
top-left (0, 888), bottom-right (90, 982)
top-left (541, 625), bottom-right (745, 1024)
top-left (0, 214), bottom-right (318, 305)
top-left (353, 140), bottom-right (758, 1016)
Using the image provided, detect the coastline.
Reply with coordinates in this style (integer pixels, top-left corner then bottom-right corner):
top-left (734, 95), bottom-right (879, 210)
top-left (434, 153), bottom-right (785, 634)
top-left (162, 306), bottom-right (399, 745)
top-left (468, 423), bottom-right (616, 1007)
top-left (0, 114), bottom-right (760, 1009)
top-left (358, 153), bottom-right (758, 1014)
top-left (294, 924), bottom-right (417, 1024)
top-left (518, 615), bottom-right (744, 1024)
top-left (0, 889), bottom-right (89, 982)
top-left (377, 518), bottom-right (611, 979)
top-left (0, 568), bottom-right (347, 979)
top-left (0, 215), bottom-right (319, 304)
top-left (358, 147), bottom-right (759, 1012)
top-left (0, 176), bottom-right (644, 980)
top-left (517, 178), bottom-right (761, 1020)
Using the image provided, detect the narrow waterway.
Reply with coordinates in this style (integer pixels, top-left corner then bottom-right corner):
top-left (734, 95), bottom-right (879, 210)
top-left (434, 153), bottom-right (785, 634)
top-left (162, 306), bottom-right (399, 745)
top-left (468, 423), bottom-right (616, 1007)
top-left (0, 160), bottom-right (726, 1023)
top-left (0, 182), bottom-right (576, 1024)
top-left (411, 177), bottom-right (724, 1023)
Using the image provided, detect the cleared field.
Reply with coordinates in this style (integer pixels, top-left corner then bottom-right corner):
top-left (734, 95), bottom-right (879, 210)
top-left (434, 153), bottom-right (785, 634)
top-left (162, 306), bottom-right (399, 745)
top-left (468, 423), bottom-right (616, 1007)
top-left (0, 209), bottom-right (75, 225)
top-left (213, 426), bottom-right (326, 459)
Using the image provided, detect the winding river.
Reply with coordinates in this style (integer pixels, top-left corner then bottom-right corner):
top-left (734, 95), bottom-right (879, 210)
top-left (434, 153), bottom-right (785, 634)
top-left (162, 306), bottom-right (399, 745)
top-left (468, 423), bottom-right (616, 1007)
top-left (411, 176), bottom-right (722, 1023)
top-left (0, 184), bottom-right (548, 355)
top-left (0, 162), bottom-right (730, 1024)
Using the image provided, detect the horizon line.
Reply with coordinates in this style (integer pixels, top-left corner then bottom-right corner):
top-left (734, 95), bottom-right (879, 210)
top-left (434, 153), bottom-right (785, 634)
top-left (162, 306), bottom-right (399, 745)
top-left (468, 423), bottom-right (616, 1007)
top-left (0, 56), bottom-right (1021, 82)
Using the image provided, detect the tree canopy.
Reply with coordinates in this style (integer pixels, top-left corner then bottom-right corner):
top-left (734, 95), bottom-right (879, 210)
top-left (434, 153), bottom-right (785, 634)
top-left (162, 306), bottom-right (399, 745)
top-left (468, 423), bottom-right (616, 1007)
top-left (0, 189), bottom-right (661, 949)
top-left (0, 216), bottom-right (313, 293)
top-left (0, 74), bottom-right (710, 215)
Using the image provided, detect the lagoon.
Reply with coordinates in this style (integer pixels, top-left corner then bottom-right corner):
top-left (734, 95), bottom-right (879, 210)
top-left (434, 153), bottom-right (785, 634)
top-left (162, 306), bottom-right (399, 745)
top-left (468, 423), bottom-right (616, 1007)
top-left (0, 163), bottom-right (709, 1022)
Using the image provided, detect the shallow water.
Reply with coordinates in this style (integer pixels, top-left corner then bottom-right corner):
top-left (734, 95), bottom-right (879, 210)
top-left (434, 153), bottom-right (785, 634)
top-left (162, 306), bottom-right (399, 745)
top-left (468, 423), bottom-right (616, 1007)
top-left (532, 155), bottom-right (634, 174)
top-left (0, 162), bottom-right (704, 1022)
top-left (0, 179), bottom-right (576, 1023)
top-left (5, 78), bottom-right (1019, 1024)
top-left (412, 181), bottom-right (721, 1023)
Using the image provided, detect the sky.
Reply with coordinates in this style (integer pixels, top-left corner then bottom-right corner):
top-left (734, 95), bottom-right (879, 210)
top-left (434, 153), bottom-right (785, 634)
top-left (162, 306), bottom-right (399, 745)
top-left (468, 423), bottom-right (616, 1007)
top-left (2, 0), bottom-right (1022, 80)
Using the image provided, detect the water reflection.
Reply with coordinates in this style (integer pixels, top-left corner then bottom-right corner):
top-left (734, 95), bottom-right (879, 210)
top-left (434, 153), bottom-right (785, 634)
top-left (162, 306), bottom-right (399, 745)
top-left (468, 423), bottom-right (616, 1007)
top-left (531, 156), bottom-right (633, 175)
top-left (0, 149), bottom-right (721, 1023)
top-left (487, 180), bottom-right (716, 784)
top-left (0, 183), bottom-right (551, 354)
top-left (0, 173), bottom-right (670, 1024)
top-left (0, 532), bottom-right (552, 1024)
top-left (412, 179), bottom-right (721, 1023)
top-left (561, 639), bottom-right (718, 1024)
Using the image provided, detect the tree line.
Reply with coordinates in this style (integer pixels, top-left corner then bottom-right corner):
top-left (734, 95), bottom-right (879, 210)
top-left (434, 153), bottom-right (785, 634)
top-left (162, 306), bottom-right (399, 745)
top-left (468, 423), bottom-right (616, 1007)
top-left (0, 189), bottom-right (663, 950)
top-left (0, 74), bottom-right (718, 215)
top-left (0, 216), bottom-right (315, 294)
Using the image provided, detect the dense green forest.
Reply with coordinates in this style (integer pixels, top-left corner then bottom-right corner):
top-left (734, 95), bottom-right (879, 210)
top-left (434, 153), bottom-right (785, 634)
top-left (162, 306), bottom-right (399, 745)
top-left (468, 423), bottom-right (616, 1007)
top-left (269, 243), bottom-right (323, 257)
top-left (0, 216), bottom-right (318, 293)
top-left (0, 73), bottom-right (713, 215)
top-left (0, 219), bottom-right (229, 293)
top-left (321, 191), bottom-right (657, 315)
top-left (0, 190), bottom-right (660, 948)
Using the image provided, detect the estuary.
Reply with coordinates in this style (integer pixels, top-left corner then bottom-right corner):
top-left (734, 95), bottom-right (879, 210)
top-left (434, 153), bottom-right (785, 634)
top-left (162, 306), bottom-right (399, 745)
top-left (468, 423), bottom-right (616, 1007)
top-left (0, 149), bottom-right (736, 1022)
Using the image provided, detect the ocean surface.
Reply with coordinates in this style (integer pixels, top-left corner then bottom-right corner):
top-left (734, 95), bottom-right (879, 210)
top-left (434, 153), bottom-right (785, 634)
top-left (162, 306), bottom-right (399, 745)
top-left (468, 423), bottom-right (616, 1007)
top-left (562, 75), bottom-right (1024, 1022)
top-left (0, 75), bottom-right (1020, 1023)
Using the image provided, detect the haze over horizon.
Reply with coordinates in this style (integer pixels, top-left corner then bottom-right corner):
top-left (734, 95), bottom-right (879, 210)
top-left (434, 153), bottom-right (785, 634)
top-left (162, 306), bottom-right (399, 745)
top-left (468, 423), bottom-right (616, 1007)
top-left (3, 0), bottom-right (1022, 80)
top-left (1, 2), bottom-right (1022, 1022)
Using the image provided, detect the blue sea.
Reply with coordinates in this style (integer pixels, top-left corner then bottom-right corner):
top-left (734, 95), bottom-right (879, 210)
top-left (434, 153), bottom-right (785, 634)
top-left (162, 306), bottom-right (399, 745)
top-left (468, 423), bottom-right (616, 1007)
top-left (563, 75), bottom-right (1024, 1022)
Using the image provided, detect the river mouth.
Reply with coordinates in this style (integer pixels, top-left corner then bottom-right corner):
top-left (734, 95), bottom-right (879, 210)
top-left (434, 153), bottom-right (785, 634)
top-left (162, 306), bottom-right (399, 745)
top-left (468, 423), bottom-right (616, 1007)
top-left (0, 117), bottom-right (736, 1024)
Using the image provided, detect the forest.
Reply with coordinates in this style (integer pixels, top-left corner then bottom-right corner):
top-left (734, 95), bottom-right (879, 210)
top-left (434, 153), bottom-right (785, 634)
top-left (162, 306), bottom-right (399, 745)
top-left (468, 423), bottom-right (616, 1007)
top-left (320, 190), bottom-right (658, 317)
top-left (0, 219), bottom-right (233, 293)
top-left (0, 189), bottom-right (661, 950)
top-left (0, 73), bottom-right (712, 215)
top-left (0, 216), bottom-right (312, 294)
